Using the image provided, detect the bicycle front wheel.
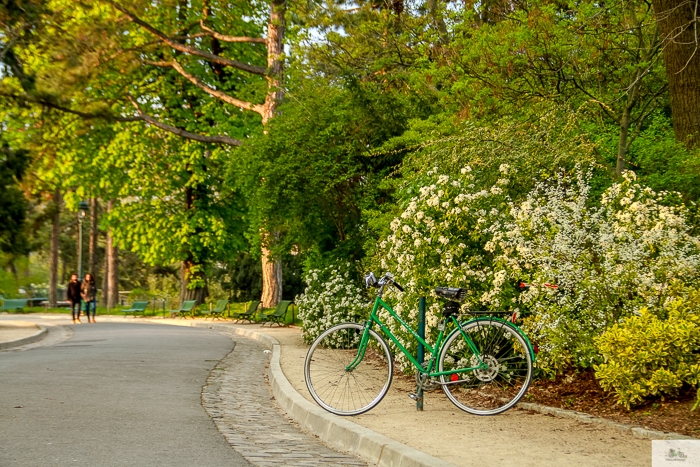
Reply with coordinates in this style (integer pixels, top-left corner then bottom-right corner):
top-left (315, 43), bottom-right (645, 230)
top-left (304, 323), bottom-right (393, 416)
top-left (438, 319), bottom-right (533, 415)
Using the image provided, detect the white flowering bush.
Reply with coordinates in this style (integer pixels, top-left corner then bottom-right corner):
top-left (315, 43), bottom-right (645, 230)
top-left (296, 263), bottom-right (370, 344)
top-left (376, 163), bottom-right (700, 374)
top-left (488, 168), bottom-right (700, 372)
top-left (376, 164), bottom-right (519, 370)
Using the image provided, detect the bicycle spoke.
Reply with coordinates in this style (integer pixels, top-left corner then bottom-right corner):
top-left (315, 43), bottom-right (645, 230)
top-left (304, 323), bottom-right (393, 416)
top-left (438, 319), bottom-right (533, 415)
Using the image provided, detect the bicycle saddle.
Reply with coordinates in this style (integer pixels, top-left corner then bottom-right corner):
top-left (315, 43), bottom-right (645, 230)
top-left (434, 287), bottom-right (467, 302)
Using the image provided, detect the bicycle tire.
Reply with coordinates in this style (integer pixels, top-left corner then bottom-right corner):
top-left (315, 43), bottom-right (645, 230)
top-left (438, 319), bottom-right (533, 415)
top-left (304, 323), bottom-right (393, 416)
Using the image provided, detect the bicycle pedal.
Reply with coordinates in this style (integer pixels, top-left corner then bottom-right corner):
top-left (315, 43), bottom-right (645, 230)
top-left (408, 393), bottom-right (422, 402)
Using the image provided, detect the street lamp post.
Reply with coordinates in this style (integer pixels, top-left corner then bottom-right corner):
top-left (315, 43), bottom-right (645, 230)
top-left (77, 201), bottom-right (89, 280)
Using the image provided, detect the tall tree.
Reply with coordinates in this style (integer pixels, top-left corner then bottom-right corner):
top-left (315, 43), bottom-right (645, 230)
top-left (652, 0), bottom-right (700, 147)
top-left (88, 198), bottom-right (98, 277)
top-left (106, 200), bottom-right (120, 309)
top-left (48, 187), bottom-right (61, 306)
top-left (1, 0), bottom-right (289, 306)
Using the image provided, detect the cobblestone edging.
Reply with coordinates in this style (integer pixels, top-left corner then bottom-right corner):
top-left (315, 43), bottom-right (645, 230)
top-left (202, 334), bottom-right (369, 466)
top-left (0, 324), bottom-right (48, 350)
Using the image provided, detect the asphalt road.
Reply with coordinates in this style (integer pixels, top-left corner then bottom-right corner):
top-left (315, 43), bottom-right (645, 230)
top-left (0, 322), bottom-right (252, 467)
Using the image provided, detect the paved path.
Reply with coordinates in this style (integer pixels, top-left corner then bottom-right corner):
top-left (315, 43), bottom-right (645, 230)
top-left (0, 322), bottom-right (250, 467)
top-left (0, 317), bottom-right (368, 467)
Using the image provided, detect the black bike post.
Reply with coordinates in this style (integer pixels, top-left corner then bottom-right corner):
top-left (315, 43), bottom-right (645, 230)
top-left (417, 296), bottom-right (426, 411)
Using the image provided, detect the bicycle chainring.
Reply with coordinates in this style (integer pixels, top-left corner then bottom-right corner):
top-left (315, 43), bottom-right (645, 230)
top-left (415, 361), bottom-right (440, 391)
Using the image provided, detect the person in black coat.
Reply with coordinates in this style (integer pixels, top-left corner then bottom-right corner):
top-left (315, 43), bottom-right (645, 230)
top-left (67, 274), bottom-right (82, 324)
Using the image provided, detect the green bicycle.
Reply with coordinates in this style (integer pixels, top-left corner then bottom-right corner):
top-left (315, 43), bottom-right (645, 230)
top-left (304, 272), bottom-right (536, 416)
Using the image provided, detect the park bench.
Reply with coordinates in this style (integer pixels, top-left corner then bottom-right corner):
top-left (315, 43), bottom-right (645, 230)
top-left (230, 301), bottom-right (260, 323)
top-left (201, 300), bottom-right (229, 320)
top-left (27, 298), bottom-right (48, 307)
top-left (259, 300), bottom-right (294, 327)
top-left (41, 300), bottom-right (71, 310)
top-left (170, 300), bottom-right (197, 319)
top-left (0, 299), bottom-right (29, 313)
top-left (123, 301), bottom-right (150, 317)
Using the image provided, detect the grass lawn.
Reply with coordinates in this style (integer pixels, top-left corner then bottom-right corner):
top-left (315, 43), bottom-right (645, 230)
top-left (6, 302), bottom-right (300, 325)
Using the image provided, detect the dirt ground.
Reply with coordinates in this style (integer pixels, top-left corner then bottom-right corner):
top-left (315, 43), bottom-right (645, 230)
top-left (525, 370), bottom-right (700, 439)
top-left (273, 328), bottom-right (653, 467)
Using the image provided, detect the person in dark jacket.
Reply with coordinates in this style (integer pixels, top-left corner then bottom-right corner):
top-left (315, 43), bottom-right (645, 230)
top-left (81, 273), bottom-right (98, 323)
top-left (67, 274), bottom-right (82, 324)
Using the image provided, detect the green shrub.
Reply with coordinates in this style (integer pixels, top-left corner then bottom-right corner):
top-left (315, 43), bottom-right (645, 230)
top-left (594, 288), bottom-right (700, 409)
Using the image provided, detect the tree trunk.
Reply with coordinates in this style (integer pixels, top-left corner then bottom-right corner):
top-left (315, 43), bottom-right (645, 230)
top-left (426, 0), bottom-right (449, 46)
top-left (259, 0), bottom-right (286, 308)
top-left (180, 259), bottom-right (209, 306)
top-left (101, 245), bottom-right (109, 306)
top-left (653, 0), bottom-right (700, 147)
top-left (9, 261), bottom-right (18, 283)
top-left (260, 241), bottom-right (282, 308)
top-left (49, 187), bottom-right (61, 307)
top-left (179, 184), bottom-right (209, 306)
top-left (106, 200), bottom-right (120, 308)
top-left (88, 197), bottom-right (98, 276)
top-left (261, 0), bottom-right (286, 125)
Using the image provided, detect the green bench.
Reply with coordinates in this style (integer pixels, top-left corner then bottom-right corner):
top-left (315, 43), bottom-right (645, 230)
top-left (170, 300), bottom-right (197, 319)
top-left (0, 299), bottom-right (29, 313)
top-left (259, 300), bottom-right (294, 327)
top-left (201, 300), bottom-right (229, 320)
top-left (231, 300), bottom-right (260, 323)
top-left (123, 301), bottom-right (150, 317)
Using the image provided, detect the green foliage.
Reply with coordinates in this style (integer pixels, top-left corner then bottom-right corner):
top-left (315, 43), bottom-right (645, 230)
top-left (0, 138), bottom-right (30, 257)
top-left (233, 75), bottom-right (419, 261)
top-left (595, 288), bottom-right (700, 409)
top-left (633, 113), bottom-right (700, 202)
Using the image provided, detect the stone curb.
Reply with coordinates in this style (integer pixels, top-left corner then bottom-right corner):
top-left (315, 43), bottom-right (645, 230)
top-left (516, 401), bottom-right (697, 440)
top-left (179, 321), bottom-right (458, 467)
top-left (0, 324), bottom-right (48, 350)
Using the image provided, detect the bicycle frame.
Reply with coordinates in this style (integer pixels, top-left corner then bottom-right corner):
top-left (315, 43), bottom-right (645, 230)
top-left (348, 296), bottom-right (490, 378)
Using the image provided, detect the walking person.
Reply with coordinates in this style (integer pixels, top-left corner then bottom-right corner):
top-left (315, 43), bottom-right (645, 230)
top-left (67, 274), bottom-right (82, 324)
top-left (81, 273), bottom-right (98, 323)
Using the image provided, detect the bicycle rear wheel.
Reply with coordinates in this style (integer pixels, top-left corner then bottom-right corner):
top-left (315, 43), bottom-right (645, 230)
top-left (438, 319), bottom-right (533, 415)
top-left (304, 323), bottom-right (393, 416)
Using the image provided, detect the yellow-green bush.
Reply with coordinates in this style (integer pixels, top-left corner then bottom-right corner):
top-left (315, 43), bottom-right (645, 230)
top-left (594, 290), bottom-right (700, 409)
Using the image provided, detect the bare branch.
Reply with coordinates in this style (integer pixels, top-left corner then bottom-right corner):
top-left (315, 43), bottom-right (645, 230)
top-left (0, 91), bottom-right (140, 122)
top-left (126, 95), bottom-right (242, 146)
top-left (143, 60), bottom-right (264, 116)
top-left (103, 0), bottom-right (267, 76)
top-left (199, 20), bottom-right (266, 44)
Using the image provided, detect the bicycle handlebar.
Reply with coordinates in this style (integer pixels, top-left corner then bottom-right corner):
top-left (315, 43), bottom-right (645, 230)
top-left (366, 272), bottom-right (405, 292)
